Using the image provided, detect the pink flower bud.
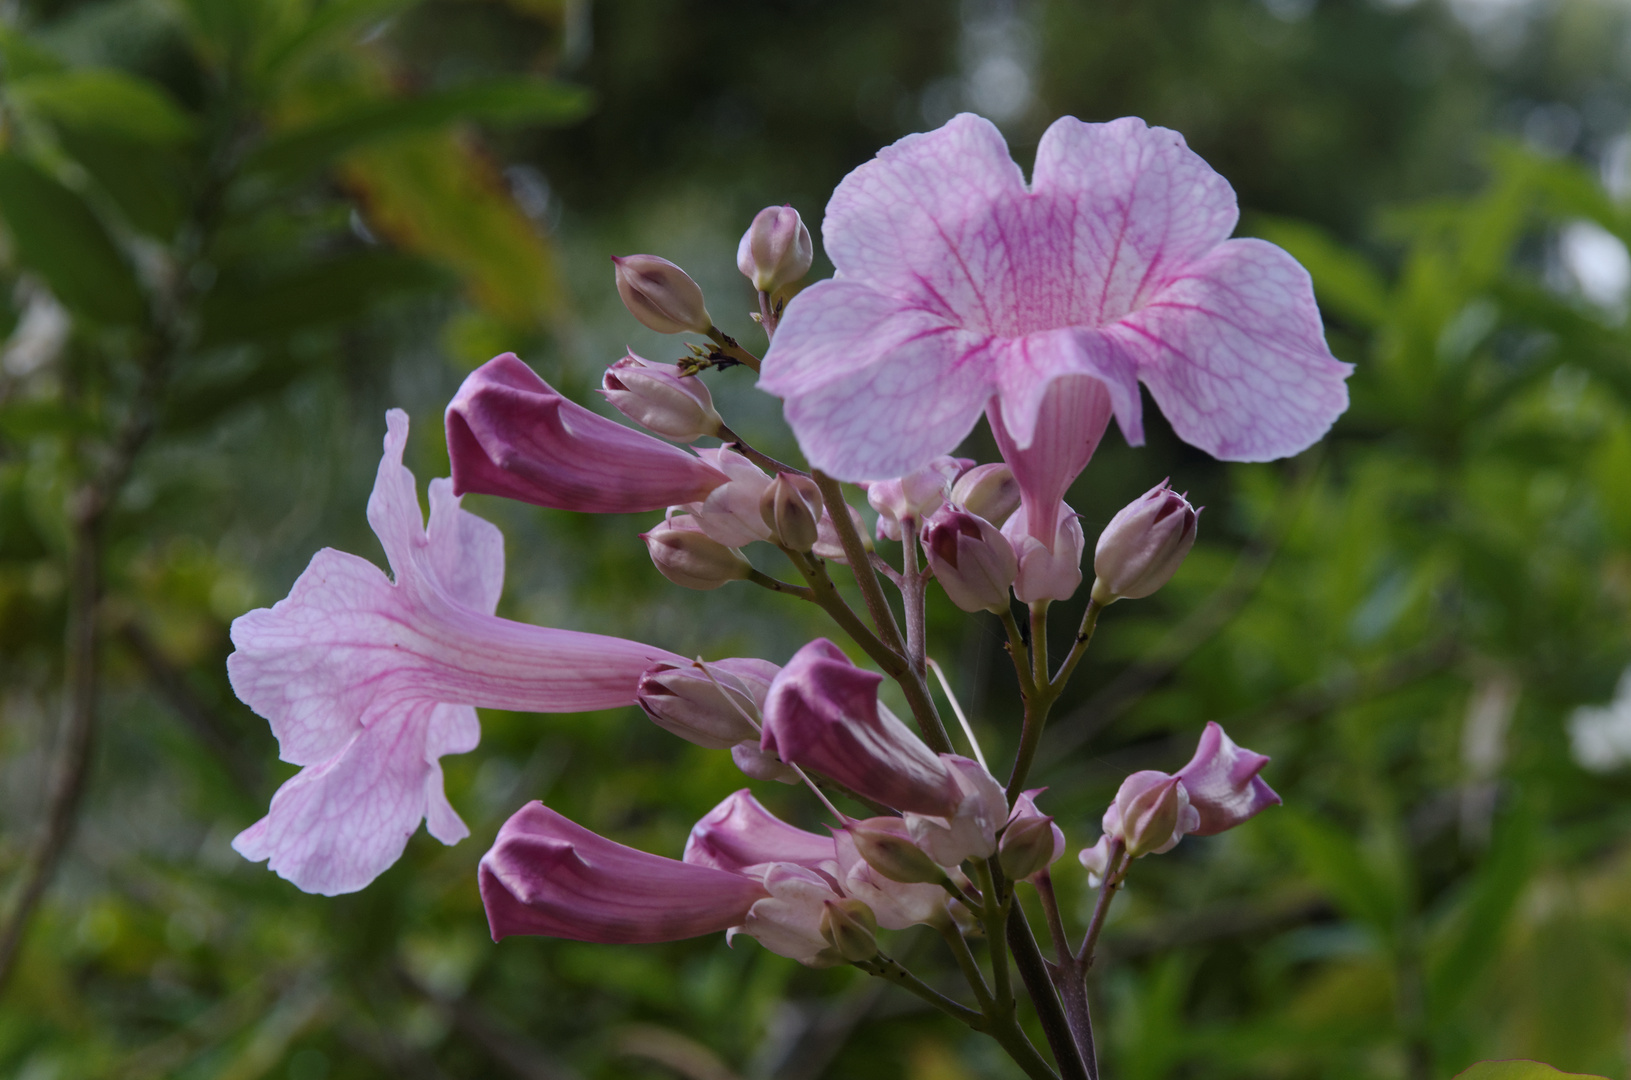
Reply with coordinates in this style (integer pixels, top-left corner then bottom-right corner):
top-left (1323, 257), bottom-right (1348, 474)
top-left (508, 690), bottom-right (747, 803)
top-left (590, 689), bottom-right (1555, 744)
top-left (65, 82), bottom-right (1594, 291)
top-left (1091, 480), bottom-right (1199, 604)
top-left (612, 254), bottom-right (713, 334)
top-left (759, 472), bottom-right (824, 552)
top-left (845, 817), bottom-right (948, 884)
top-left (731, 742), bottom-right (797, 783)
top-left (999, 790), bottom-right (1066, 882)
top-left (737, 205), bottom-right (813, 295)
top-left (760, 639), bottom-right (958, 816)
top-left (480, 802), bottom-right (768, 944)
top-left (864, 456), bottom-right (970, 541)
top-left (1174, 722), bottom-right (1281, 835)
top-left (1112, 771), bottom-right (1199, 859)
top-left (641, 515), bottom-right (751, 590)
top-left (820, 897), bottom-right (879, 961)
top-left (905, 755), bottom-right (1008, 866)
top-left (636, 658), bottom-right (778, 749)
top-left (922, 507), bottom-right (1017, 613)
top-left (684, 789), bottom-right (837, 876)
top-left (950, 463), bottom-right (1021, 526)
top-left (446, 353), bottom-right (728, 513)
top-left (601, 352), bottom-right (722, 441)
top-left (1003, 502), bottom-right (1085, 604)
top-left (1078, 835), bottom-right (1113, 887)
top-left (735, 862), bottom-right (845, 967)
top-left (686, 447), bottom-right (774, 548)
top-left (832, 826), bottom-right (950, 929)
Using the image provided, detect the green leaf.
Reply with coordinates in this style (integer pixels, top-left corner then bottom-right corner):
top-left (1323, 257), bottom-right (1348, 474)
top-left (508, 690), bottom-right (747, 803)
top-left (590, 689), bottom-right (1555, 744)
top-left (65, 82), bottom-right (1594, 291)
top-left (8, 69), bottom-right (195, 145)
top-left (1452, 1061), bottom-right (1609, 1080)
top-left (197, 250), bottom-right (446, 349)
top-left (56, 129), bottom-right (187, 238)
top-left (0, 155), bottom-right (145, 325)
top-left (1253, 215), bottom-right (1391, 329)
top-left (247, 79), bottom-right (593, 178)
top-left (1427, 807), bottom-right (1536, 1016)
top-left (0, 24), bottom-right (65, 79)
top-left (1276, 809), bottom-right (1404, 941)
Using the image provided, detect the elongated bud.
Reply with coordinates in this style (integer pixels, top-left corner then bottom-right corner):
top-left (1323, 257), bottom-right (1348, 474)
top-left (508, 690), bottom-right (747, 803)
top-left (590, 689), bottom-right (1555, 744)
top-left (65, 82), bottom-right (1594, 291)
top-left (921, 507), bottom-right (1016, 613)
top-left (819, 898), bottom-right (879, 961)
top-left (738, 205), bottom-right (814, 295)
top-left (1091, 480), bottom-right (1199, 604)
top-left (846, 818), bottom-right (947, 885)
top-left (641, 516), bottom-right (751, 590)
top-left (951, 463), bottom-right (1021, 526)
top-left (1113, 771), bottom-right (1196, 859)
top-left (1174, 722), bottom-right (1281, 835)
top-left (636, 658), bottom-right (777, 749)
top-left (612, 254), bottom-right (713, 334)
top-left (686, 447), bottom-right (774, 548)
top-left (760, 472), bottom-right (823, 551)
top-left (602, 352), bottom-right (721, 441)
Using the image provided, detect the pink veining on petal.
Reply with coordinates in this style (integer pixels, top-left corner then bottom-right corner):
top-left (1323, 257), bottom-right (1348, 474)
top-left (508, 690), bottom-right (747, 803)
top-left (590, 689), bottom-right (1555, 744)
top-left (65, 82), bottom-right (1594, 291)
top-left (760, 113), bottom-right (1352, 482)
top-left (447, 352), bottom-right (727, 513)
top-left (988, 373), bottom-right (1114, 543)
top-left (230, 410), bottom-right (684, 896)
top-left (481, 802), bottom-right (768, 943)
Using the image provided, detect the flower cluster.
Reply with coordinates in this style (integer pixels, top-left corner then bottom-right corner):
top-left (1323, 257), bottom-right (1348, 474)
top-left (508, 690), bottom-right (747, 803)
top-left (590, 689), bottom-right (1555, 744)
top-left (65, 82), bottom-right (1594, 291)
top-left (229, 113), bottom-right (1346, 1075)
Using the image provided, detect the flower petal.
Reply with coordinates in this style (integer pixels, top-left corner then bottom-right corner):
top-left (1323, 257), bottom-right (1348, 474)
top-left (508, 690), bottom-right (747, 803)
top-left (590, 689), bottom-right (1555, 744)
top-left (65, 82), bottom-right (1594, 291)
top-left (1031, 116), bottom-right (1239, 324)
top-left (684, 789), bottom-right (838, 875)
top-left (481, 802), bottom-right (768, 943)
top-left (823, 112), bottom-right (1027, 312)
top-left (989, 372), bottom-right (1115, 543)
top-left (760, 280), bottom-right (991, 480)
top-left (1112, 238), bottom-right (1353, 461)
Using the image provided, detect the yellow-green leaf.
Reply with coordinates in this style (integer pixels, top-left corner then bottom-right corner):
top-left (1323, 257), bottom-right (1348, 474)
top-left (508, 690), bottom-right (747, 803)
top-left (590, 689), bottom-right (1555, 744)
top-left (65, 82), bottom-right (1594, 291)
top-left (8, 69), bottom-right (195, 145)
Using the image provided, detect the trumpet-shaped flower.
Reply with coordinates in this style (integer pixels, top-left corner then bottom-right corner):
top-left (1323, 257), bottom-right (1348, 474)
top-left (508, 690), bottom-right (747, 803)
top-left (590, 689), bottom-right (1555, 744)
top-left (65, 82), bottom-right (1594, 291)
top-left (759, 114), bottom-right (1352, 483)
top-left (230, 411), bottom-right (684, 896)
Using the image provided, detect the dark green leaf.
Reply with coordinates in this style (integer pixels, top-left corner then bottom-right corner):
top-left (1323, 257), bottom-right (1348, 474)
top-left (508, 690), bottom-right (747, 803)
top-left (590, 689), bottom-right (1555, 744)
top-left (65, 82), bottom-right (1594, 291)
top-left (245, 79), bottom-right (594, 178)
top-left (8, 69), bottom-right (195, 145)
top-left (1453, 1061), bottom-right (1609, 1080)
top-left (0, 155), bottom-right (145, 325)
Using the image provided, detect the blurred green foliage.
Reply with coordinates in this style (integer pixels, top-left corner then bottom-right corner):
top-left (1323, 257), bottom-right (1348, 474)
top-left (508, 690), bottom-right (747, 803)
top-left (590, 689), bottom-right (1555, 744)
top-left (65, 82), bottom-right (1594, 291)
top-left (0, 1), bottom-right (1630, 1079)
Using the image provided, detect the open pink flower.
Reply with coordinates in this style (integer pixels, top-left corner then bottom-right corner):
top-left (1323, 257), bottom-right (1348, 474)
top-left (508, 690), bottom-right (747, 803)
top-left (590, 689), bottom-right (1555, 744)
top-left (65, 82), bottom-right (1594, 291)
top-left (759, 114), bottom-right (1352, 483)
top-left (230, 411), bottom-right (684, 896)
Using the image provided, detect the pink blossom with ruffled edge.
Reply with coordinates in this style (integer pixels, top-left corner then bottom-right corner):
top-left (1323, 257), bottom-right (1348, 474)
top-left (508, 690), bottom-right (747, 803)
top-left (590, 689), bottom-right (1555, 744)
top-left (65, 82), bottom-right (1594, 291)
top-left (1175, 721), bottom-right (1282, 835)
top-left (229, 411), bottom-right (685, 896)
top-left (759, 114), bottom-right (1352, 484)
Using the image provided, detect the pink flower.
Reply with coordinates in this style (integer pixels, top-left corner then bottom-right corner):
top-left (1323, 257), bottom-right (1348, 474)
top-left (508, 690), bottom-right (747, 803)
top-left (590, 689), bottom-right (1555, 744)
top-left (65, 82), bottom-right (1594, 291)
top-left (991, 375), bottom-right (1114, 545)
top-left (1002, 501), bottom-right (1085, 603)
top-left (481, 802), bottom-right (769, 943)
top-left (230, 411), bottom-right (684, 896)
top-left (1175, 722), bottom-right (1281, 835)
top-left (446, 352), bottom-right (727, 514)
top-left (863, 455), bottom-right (969, 541)
top-left (759, 114), bottom-right (1352, 483)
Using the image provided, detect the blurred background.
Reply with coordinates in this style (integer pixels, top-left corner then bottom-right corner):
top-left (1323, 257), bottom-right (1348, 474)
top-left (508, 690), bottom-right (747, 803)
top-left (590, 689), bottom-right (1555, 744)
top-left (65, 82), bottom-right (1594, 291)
top-left (2, 0), bottom-right (1631, 1077)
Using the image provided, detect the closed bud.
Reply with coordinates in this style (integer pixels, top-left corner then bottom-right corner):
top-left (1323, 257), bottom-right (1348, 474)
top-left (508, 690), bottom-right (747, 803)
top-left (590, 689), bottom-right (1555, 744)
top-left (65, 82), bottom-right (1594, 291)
top-left (760, 472), bottom-right (824, 551)
top-left (1003, 502), bottom-right (1086, 604)
top-left (612, 254), bottom-right (713, 335)
top-left (1113, 771), bottom-right (1197, 859)
top-left (950, 463), bottom-right (1021, 526)
top-left (641, 516), bottom-right (751, 590)
top-left (865, 456), bottom-right (969, 541)
top-left (738, 205), bottom-right (814, 295)
top-left (1091, 480), bottom-right (1199, 604)
top-left (819, 898), bottom-right (879, 961)
top-left (921, 508), bottom-right (1017, 613)
top-left (636, 658), bottom-right (777, 749)
top-left (999, 791), bottom-right (1065, 882)
top-left (602, 353), bottom-right (721, 441)
top-left (846, 818), bottom-right (947, 885)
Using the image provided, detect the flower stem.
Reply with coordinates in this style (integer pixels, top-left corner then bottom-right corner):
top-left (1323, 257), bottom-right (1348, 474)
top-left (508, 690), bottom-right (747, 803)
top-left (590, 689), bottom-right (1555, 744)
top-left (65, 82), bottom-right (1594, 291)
top-left (1049, 598), bottom-right (1103, 693)
top-left (973, 860), bottom-right (1014, 1011)
top-left (1075, 840), bottom-right (1126, 968)
top-left (1005, 904), bottom-right (1090, 1080)
top-left (714, 423), bottom-right (805, 477)
top-left (936, 922), bottom-right (993, 1012)
top-left (786, 551), bottom-right (903, 673)
top-left (856, 954), bottom-right (984, 1029)
top-left (902, 519), bottom-right (927, 680)
top-left (705, 326), bottom-right (761, 372)
top-left (1035, 871), bottom-right (1098, 1079)
top-left (745, 567), bottom-right (813, 599)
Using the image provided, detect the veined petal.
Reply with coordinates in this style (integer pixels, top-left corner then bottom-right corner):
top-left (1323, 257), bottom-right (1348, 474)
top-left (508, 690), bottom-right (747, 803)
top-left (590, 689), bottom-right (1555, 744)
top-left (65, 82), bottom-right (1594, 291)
top-left (1031, 116), bottom-right (1239, 324)
top-left (760, 280), bottom-right (992, 481)
top-left (481, 803), bottom-right (768, 943)
top-left (231, 411), bottom-right (684, 895)
top-left (1112, 238), bottom-right (1353, 461)
top-left (989, 371), bottom-right (1115, 543)
top-left (823, 112), bottom-right (1027, 314)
